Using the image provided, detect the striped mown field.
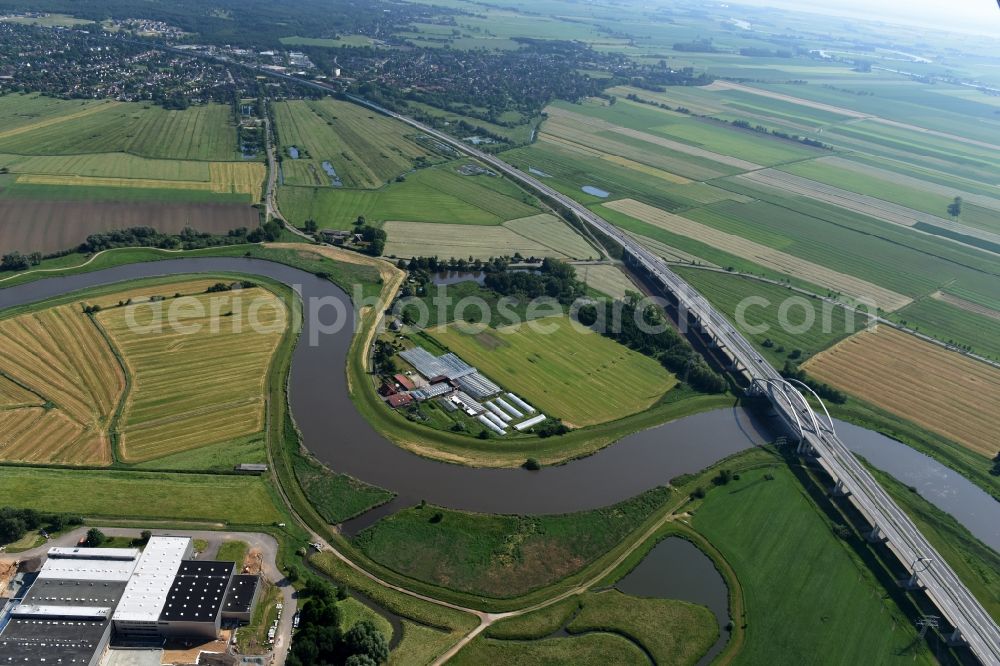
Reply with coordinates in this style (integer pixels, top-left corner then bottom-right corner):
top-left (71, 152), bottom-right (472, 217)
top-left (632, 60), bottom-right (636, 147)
top-left (0, 279), bottom-right (290, 465)
top-left (98, 283), bottom-right (288, 462)
top-left (0, 303), bottom-right (125, 464)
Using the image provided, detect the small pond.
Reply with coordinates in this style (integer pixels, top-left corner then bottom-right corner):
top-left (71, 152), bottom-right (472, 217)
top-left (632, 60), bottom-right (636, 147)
top-left (582, 185), bottom-right (610, 198)
top-left (616, 537), bottom-right (730, 665)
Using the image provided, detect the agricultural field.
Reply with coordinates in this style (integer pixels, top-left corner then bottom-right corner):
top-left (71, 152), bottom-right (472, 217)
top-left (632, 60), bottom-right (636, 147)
top-left (354, 488), bottom-right (671, 598)
top-left (0, 199), bottom-right (258, 254)
top-left (893, 296), bottom-right (1000, 361)
top-left (273, 98), bottom-right (439, 189)
top-left (97, 281), bottom-right (288, 462)
top-left (6, 160), bottom-right (264, 201)
top-left (383, 213), bottom-right (597, 261)
top-left (673, 267), bottom-right (863, 367)
top-left (0, 95), bottom-right (242, 160)
top-left (804, 327), bottom-right (1000, 458)
top-left (0, 278), bottom-right (290, 465)
top-left (575, 264), bottom-right (636, 300)
top-left (427, 316), bottom-right (677, 427)
top-left (692, 465), bottom-right (934, 665)
top-left (603, 198), bottom-right (911, 311)
top-left (279, 163), bottom-right (542, 229)
top-left (0, 301), bottom-right (125, 465)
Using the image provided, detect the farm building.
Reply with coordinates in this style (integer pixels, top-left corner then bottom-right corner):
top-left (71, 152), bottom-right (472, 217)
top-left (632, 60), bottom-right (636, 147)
top-left (393, 373), bottom-right (416, 391)
top-left (387, 393), bottom-right (414, 408)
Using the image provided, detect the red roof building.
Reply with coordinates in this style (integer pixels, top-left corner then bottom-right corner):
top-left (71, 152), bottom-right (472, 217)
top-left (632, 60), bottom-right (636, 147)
top-left (387, 393), bottom-right (414, 409)
top-left (394, 374), bottom-right (416, 391)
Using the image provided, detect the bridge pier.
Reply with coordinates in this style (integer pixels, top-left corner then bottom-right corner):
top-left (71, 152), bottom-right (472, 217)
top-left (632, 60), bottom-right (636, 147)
top-left (903, 573), bottom-right (924, 591)
top-left (831, 479), bottom-right (850, 497)
top-left (866, 525), bottom-right (885, 543)
top-left (947, 628), bottom-right (966, 647)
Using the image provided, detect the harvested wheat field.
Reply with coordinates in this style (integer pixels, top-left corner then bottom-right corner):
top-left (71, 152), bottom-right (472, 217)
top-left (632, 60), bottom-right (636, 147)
top-left (0, 303), bottom-right (125, 464)
top-left (804, 327), bottom-right (1000, 457)
top-left (98, 283), bottom-right (288, 462)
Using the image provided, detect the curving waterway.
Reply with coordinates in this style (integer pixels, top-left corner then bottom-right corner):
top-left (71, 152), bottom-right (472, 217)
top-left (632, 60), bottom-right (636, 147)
top-left (2, 258), bottom-right (997, 547)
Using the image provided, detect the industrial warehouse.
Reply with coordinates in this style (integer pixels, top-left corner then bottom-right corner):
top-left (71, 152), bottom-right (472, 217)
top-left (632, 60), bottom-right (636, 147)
top-left (387, 346), bottom-right (547, 436)
top-left (0, 536), bottom-right (260, 665)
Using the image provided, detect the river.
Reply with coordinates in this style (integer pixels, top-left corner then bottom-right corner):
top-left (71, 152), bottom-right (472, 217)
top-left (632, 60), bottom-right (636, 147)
top-left (2, 257), bottom-right (996, 546)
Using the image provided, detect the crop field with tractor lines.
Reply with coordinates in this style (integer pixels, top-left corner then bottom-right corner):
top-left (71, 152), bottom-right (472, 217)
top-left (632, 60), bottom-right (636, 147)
top-left (804, 326), bottom-right (1000, 457)
top-left (274, 98), bottom-right (439, 188)
top-left (0, 302), bottom-right (125, 464)
top-left (98, 282), bottom-right (288, 462)
top-left (0, 279), bottom-right (289, 465)
top-left (0, 96), bottom-right (241, 161)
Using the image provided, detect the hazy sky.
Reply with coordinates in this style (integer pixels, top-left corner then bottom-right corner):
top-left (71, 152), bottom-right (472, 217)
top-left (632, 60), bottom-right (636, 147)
top-left (732, 0), bottom-right (1000, 33)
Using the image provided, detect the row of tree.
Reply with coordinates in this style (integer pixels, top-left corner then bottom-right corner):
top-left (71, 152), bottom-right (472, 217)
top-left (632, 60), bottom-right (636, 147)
top-left (577, 293), bottom-right (728, 394)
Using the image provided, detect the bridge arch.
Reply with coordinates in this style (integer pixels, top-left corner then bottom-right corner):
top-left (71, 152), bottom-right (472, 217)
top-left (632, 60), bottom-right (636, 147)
top-left (783, 378), bottom-right (837, 435)
top-left (751, 377), bottom-right (805, 440)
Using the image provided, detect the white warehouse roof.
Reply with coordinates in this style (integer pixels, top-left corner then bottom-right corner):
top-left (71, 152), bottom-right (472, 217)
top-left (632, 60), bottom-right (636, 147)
top-left (48, 547), bottom-right (140, 561)
top-left (37, 552), bottom-right (139, 583)
top-left (113, 537), bottom-right (190, 623)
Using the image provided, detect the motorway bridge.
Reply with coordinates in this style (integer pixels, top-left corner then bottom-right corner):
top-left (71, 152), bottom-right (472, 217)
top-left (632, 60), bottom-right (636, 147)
top-left (343, 94), bottom-right (1000, 665)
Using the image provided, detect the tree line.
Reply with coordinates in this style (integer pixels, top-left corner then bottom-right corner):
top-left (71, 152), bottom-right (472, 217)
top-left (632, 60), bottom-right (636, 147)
top-left (577, 292), bottom-right (728, 394)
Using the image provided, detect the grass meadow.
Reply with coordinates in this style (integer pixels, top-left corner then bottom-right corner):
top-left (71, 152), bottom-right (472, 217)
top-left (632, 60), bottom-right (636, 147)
top-left (692, 465), bottom-right (935, 665)
top-left (0, 466), bottom-right (283, 524)
top-left (354, 487), bottom-right (671, 598)
top-left (279, 163), bottom-right (541, 228)
top-left (428, 316), bottom-right (677, 427)
top-left (673, 267), bottom-right (863, 366)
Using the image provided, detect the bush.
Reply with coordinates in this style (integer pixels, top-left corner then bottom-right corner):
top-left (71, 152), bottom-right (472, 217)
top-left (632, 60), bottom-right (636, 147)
top-left (524, 458), bottom-right (542, 471)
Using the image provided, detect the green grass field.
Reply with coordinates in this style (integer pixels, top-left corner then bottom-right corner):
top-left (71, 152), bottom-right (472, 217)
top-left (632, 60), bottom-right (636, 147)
top-left (279, 163), bottom-right (541, 229)
top-left (274, 99), bottom-right (437, 188)
top-left (292, 454), bottom-right (395, 524)
top-left (691, 465), bottom-right (934, 665)
top-left (673, 267), bottom-right (863, 366)
top-left (566, 590), bottom-right (718, 665)
top-left (353, 487), bottom-right (671, 598)
top-left (0, 95), bottom-right (240, 161)
top-left (0, 467), bottom-right (283, 523)
top-left (428, 316), bottom-right (677, 427)
top-left (451, 632), bottom-right (648, 665)
top-left (216, 539), bottom-right (249, 564)
top-left (892, 297), bottom-right (1000, 361)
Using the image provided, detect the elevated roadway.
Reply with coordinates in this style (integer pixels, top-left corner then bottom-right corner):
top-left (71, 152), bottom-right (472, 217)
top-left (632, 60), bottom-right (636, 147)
top-left (345, 94), bottom-right (1000, 665)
